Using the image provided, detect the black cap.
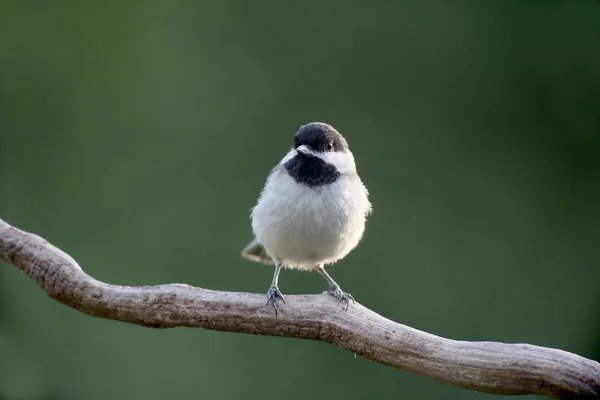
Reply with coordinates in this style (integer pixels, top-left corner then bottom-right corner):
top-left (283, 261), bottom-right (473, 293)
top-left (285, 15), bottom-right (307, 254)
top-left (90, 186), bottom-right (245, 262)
top-left (293, 122), bottom-right (348, 153)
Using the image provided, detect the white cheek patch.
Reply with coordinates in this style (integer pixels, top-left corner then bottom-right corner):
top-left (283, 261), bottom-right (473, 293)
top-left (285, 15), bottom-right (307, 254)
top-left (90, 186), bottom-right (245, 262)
top-left (321, 151), bottom-right (357, 175)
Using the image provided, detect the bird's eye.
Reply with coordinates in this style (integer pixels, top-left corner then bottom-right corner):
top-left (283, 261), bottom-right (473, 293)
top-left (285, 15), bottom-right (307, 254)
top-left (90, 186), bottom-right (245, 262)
top-left (326, 142), bottom-right (334, 152)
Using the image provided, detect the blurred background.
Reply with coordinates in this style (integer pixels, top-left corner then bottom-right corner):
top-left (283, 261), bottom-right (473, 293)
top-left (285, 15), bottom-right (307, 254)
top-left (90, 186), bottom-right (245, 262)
top-left (1, 1), bottom-right (599, 399)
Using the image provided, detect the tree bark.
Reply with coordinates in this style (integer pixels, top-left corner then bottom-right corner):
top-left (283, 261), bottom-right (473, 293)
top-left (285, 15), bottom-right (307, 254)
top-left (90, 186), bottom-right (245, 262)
top-left (0, 218), bottom-right (598, 398)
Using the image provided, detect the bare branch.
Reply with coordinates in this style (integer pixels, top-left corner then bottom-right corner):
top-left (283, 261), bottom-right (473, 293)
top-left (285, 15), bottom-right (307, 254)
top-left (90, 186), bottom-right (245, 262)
top-left (1, 218), bottom-right (598, 398)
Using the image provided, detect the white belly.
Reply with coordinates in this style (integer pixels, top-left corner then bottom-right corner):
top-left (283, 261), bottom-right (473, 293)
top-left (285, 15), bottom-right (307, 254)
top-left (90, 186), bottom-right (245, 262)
top-left (251, 169), bottom-right (370, 270)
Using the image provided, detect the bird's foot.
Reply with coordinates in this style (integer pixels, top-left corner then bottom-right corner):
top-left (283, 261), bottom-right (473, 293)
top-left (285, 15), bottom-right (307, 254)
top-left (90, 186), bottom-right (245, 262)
top-left (266, 286), bottom-right (286, 316)
top-left (326, 285), bottom-right (355, 311)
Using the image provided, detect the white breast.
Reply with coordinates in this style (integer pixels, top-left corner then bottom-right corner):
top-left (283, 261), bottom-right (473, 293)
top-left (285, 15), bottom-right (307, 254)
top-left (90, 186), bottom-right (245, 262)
top-left (251, 167), bottom-right (371, 270)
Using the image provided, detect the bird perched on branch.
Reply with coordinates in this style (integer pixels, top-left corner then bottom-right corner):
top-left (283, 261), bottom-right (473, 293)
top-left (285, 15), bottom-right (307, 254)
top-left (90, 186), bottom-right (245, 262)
top-left (242, 122), bottom-right (372, 314)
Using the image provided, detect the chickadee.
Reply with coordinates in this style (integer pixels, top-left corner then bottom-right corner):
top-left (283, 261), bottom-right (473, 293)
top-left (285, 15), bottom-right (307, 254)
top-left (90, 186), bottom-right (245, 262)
top-left (242, 122), bottom-right (372, 314)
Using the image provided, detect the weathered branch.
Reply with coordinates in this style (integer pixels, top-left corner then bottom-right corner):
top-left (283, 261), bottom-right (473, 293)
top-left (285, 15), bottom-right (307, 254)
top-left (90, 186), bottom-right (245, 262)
top-left (0, 218), bottom-right (598, 398)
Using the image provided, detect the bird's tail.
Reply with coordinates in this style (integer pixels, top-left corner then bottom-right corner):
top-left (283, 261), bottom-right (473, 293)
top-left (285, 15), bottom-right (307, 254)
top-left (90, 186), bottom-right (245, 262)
top-left (241, 238), bottom-right (274, 265)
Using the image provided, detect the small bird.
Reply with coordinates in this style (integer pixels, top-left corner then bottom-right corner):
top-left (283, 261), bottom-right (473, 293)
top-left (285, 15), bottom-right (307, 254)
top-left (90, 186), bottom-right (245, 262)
top-left (242, 122), bottom-right (372, 313)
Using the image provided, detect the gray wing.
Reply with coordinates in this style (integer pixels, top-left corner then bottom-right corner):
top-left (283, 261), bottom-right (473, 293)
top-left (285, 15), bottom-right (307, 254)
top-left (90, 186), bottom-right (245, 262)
top-left (241, 163), bottom-right (284, 265)
top-left (241, 238), bottom-right (274, 265)
top-left (241, 163), bottom-right (283, 265)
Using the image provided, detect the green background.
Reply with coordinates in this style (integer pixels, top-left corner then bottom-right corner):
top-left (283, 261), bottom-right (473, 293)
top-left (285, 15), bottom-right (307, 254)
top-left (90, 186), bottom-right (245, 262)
top-left (1, 1), bottom-right (599, 399)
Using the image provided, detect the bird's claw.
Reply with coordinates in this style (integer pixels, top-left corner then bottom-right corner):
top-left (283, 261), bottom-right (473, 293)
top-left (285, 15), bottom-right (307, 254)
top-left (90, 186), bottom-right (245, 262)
top-left (266, 286), bottom-right (285, 316)
top-left (326, 285), bottom-right (355, 311)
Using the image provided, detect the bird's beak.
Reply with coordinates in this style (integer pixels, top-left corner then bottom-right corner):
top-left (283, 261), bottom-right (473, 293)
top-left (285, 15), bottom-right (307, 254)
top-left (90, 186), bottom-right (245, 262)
top-left (296, 145), bottom-right (309, 155)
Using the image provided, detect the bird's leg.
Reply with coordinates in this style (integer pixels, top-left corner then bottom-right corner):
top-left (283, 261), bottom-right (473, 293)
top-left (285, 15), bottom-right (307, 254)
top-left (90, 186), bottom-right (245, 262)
top-left (266, 261), bottom-right (285, 316)
top-left (315, 264), bottom-right (355, 311)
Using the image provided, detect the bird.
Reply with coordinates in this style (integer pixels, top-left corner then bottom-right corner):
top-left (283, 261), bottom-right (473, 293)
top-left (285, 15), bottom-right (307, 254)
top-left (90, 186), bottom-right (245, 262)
top-left (242, 122), bottom-right (372, 314)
